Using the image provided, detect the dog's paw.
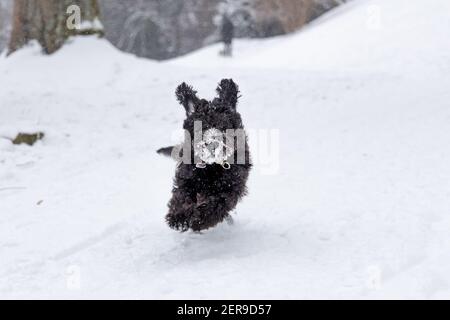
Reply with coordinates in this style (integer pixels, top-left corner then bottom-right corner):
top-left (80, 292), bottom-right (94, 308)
top-left (189, 202), bottom-right (224, 232)
top-left (166, 213), bottom-right (190, 232)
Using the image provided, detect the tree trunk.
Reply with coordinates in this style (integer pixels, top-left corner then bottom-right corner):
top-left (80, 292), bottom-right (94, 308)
top-left (8, 0), bottom-right (103, 55)
top-left (1, 1), bottom-right (9, 47)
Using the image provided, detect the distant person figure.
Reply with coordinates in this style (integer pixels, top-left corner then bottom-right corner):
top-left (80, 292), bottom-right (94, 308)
top-left (220, 15), bottom-right (234, 57)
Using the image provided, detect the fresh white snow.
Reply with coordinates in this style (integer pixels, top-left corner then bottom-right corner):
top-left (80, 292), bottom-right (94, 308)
top-left (1, 0), bottom-right (450, 299)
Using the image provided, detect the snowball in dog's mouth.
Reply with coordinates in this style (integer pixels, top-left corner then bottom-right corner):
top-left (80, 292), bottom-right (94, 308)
top-left (194, 128), bottom-right (233, 165)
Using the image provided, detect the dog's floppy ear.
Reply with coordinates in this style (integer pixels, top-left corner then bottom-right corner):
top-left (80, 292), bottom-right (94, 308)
top-left (216, 79), bottom-right (240, 110)
top-left (176, 82), bottom-right (199, 115)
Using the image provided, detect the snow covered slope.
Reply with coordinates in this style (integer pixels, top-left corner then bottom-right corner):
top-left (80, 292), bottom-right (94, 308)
top-left (1, 0), bottom-right (450, 299)
top-left (172, 0), bottom-right (450, 74)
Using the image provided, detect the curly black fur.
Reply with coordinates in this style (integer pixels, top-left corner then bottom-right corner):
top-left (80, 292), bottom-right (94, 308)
top-left (163, 79), bottom-right (252, 232)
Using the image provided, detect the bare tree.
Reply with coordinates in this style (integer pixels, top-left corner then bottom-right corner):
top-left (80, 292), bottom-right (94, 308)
top-left (100, 0), bottom-right (220, 60)
top-left (0, 0), bottom-right (13, 52)
top-left (8, 0), bottom-right (103, 55)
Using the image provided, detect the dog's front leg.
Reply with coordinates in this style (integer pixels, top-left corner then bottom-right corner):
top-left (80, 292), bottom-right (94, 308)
top-left (189, 193), bottom-right (239, 232)
top-left (166, 189), bottom-right (195, 232)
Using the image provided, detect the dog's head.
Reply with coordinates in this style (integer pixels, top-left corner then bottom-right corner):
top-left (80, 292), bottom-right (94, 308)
top-left (175, 79), bottom-right (245, 166)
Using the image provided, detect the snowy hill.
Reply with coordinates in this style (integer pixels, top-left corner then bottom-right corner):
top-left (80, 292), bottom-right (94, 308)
top-left (1, 0), bottom-right (450, 299)
top-left (172, 0), bottom-right (450, 74)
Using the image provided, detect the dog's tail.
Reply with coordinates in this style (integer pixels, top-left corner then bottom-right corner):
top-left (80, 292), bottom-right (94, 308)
top-left (157, 146), bottom-right (175, 157)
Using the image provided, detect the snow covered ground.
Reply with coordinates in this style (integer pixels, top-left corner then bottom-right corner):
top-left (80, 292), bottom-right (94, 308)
top-left (1, 0), bottom-right (450, 299)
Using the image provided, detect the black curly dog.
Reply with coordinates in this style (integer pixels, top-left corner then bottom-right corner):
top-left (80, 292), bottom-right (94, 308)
top-left (158, 79), bottom-right (251, 232)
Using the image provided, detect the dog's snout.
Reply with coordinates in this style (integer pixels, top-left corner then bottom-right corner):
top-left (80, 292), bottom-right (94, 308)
top-left (206, 141), bottom-right (221, 153)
